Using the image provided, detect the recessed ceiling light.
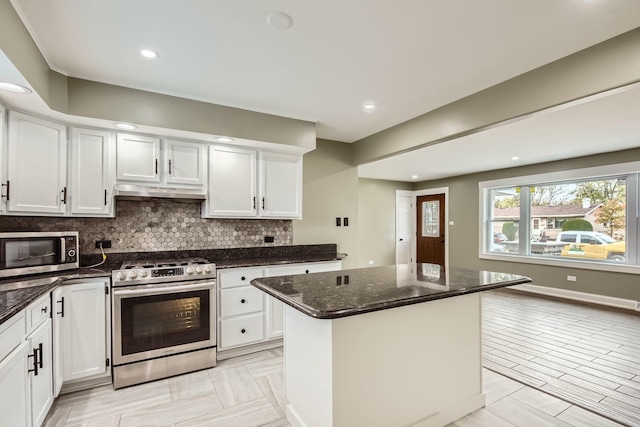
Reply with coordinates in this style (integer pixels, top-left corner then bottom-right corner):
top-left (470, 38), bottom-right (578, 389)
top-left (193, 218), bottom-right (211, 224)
top-left (363, 102), bottom-right (377, 112)
top-left (114, 123), bottom-right (138, 131)
top-left (511, 156), bottom-right (520, 161)
top-left (140, 49), bottom-right (159, 59)
top-left (0, 82), bottom-right (32, 94)
top-left (215, 136), bottom-right (234, 143)
top-left (411, 174), bottom-right (419, 180)
top-left (266, 11), bottom-right (293, 30)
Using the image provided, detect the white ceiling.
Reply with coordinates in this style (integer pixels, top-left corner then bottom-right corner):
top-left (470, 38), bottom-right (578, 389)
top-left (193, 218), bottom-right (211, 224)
top-left (8, 0), bottom-right (640, 145)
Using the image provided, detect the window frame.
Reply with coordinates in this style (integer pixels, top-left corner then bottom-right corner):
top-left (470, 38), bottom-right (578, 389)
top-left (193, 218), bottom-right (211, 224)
top-left (479, 161), bottom-right (640, 274)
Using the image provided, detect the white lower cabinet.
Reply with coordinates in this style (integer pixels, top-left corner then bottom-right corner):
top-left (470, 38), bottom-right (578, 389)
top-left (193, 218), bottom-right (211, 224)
top-left (0, 313), bottom-right (29, 427)
top-left (0, 293), bottom-right (54, 427)
top-left (52, 279), bottom-right (110, 395)
top-left (217, 261), bottom-right (341, 355)
top-left (29, 319), bottom-right (54, 427)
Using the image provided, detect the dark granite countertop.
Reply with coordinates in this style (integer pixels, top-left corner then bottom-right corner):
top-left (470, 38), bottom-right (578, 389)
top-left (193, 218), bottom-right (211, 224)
top-left (251, 263), bottom-right (532, 319)
top-left (0, 267), bottom-right (112, 326)
top-left (0, 244), bottom-right (344, 326)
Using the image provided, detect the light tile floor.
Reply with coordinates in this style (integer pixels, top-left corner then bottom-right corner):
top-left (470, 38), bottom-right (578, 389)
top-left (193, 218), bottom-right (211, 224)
top-left (44, 290), bottom-right (637, 427)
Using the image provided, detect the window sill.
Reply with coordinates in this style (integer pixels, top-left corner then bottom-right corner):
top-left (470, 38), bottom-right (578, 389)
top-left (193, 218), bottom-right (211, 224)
top-left (479, 252), bottom-right (640, 274)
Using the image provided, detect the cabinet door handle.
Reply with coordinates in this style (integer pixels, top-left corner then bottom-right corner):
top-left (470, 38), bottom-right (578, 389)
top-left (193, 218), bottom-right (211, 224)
top-left (37, 343), bottom-right (43, 369)
top-left (27, 348), bottom-right (38, 376)
top-left (155, 159), bottom-right (159, 174)
top-left (61, 187), bottom-right (67, 204)
top-left (241, 276), bottom-right (246, 281)
top-left (57, 297), bottom-right (65, 317)
top-left (41, 306), bottom-right (48, 314)
top-left (305, 270), bottom-right (309, 274)
top-left (261, 197), bottom-right (265, 210)
top-left (104, 189), bottom-right (108, 206)
top-left (1, 180), bottom-right (9, 201)
top-left (168, 159), bottom-right (172, 175)
top-left (252, 196), bottom-right (256, 210)
top-left (241, 328), bottom-right (246, 334)
top-left (241, 299), bottom-right (246, 304)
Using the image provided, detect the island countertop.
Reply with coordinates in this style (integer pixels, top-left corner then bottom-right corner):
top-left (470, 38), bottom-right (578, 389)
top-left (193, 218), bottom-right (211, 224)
top-left (251, 263), bottom-right (532, 319)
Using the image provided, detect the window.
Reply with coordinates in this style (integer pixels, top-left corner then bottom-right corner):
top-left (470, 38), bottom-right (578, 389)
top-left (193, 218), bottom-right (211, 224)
top-left (480, 162), bottom-right (640, 272)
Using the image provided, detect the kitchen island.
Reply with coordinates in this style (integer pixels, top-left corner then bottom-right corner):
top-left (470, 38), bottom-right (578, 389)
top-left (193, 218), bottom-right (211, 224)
top-left (251, 263), bottom-right (532, 427)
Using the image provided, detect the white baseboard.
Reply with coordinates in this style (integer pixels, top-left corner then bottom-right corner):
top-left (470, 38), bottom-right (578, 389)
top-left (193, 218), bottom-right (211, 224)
top-left (512, 284), bottom-right (640, 311)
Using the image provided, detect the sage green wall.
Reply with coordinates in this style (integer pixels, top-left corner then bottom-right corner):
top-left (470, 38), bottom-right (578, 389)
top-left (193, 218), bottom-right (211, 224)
top-left (357, 178), bottom-right (412, 267)
top-left (352, 27), bottom-right (640, 165)
top-left (293, 139), bottom-right (359, 269)
top-left (0, 3), bottom-right (315, 148)
top-left (415, 147), bottom-right (640, 301)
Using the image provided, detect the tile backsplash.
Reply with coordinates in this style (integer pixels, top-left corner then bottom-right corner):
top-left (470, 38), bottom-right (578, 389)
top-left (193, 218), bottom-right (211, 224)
top-left (0, 200), bottom-right (292, 255)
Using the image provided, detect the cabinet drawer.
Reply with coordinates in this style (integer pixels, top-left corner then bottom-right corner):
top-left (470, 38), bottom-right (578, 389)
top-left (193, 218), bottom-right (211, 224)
top-left (218, 268), bottom-right (265, 289)
top-left (0, 312), bottom-right (26, 362)
top-left (26, 293), bottom-right (51, 334)
top-left (220, 314), bottom-right (264, 349)
top-left (220, 286), bottom-right (264, 317)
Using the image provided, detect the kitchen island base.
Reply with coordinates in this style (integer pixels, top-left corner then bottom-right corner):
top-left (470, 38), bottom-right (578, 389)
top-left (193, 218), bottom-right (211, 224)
top-left (284, 292), bottom-right (485, 427)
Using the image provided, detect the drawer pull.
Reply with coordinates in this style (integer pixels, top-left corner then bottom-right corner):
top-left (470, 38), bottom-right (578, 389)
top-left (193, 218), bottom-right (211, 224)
top-left (241, 299), bottom-right (246, 304)
top-left (241, 276), bottom-right (246, 281)
top-left (241, 328), bottom-right (246, 334)
top-left (41, 306), bottom-right (48, 314)
top-left (305, 270), bottom-right (309, 274)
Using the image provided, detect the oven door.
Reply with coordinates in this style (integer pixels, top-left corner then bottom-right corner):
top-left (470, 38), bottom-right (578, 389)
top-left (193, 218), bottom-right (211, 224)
top-left (113, 280), bottom-right (216, 366)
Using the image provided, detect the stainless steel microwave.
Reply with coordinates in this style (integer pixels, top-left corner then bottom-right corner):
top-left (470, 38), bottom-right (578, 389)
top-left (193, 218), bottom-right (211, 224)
top-left (0, 231), bottom-right (79, 278)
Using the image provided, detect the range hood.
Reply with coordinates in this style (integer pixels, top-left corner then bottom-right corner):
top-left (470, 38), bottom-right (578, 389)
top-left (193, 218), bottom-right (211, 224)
top-left (113, 184), bottom-right (206, 202)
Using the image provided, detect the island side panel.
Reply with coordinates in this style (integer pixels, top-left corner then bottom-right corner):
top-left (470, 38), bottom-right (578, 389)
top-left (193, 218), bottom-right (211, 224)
top-left (284, 307), bottom-right (334, 427)
top-left (331, 292), bottom-right (485, 427)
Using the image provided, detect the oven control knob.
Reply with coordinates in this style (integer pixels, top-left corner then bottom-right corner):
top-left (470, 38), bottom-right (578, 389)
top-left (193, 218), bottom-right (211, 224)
top-left (186, 267), bottom-right (195, 275)
top-left (204, 265), bottom-right (213, 273)
top-left (116, 272), bottom-right (126, 281)
top-left (195, 266), bottom-right (203, 274)
top-left (128, 271), bottom-right (138, 279)
top-left (139, 270), bottom-right (149, 278)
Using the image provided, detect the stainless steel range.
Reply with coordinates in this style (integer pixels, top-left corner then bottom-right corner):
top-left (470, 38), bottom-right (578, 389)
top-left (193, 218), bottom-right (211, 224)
top-left (111, 258), bottom-right (216, 389)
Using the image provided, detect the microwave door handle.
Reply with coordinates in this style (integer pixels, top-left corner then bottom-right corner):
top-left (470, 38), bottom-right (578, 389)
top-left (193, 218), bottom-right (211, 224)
top-left (60, 237), bottom-right (66, 263)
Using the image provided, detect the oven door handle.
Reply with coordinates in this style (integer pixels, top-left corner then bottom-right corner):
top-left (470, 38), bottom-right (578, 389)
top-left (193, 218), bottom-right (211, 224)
top-left (113, 282), bottom-right (215, 296)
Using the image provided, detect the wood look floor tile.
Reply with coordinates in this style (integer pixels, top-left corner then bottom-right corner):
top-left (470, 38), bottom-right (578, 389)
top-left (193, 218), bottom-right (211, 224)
top-left (556, 405), bottom-right (628, 427)
top-left (175, 397), bottom-right (281, 427)
top-left (43, 402), bottom-right (71, 427)
top-left (119, 392), bottom-right (223, 427)
top-left (258, 419), bottom-right (291, 427)
top-left (481, 369), bottom-right (524, 405)
top-left (169, 370), bottom-right (216, 400)
top-left (209, 366), bottom-right (264, 408)
top-left (254, 371), bottom-right (287, 417)
top-left (65, 381), bottom-right (171, 425)
top-left (485, 396), bottom-right (573, 427)
top-left (66, 415), bottom-right (121, 427)
top-left (214, 350), bottom-right (277, 371)
top-left (449, 408), bottom-right (516, 427)
top-left (510, 386), bottom-right (572, 417)
top-left (244, 356), bottom-right (284, 378)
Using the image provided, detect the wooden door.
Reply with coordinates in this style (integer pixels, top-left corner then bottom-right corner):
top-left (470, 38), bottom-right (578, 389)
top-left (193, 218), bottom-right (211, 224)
top-left (417, 194), bottom-right (445, 265)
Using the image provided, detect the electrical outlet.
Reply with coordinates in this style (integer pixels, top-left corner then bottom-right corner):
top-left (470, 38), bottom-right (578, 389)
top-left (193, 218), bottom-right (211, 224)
top-left (95, 239), bottom-right (111, 249)
top-left (336, 217), bottom-right (341, 226)
top-left (368, 260), bottom-right (374, 265)
top-left (264, 236), bottom-right (274, 243)
top-left (567, 275), bottom-right (576, 282)
top-left (343, 217), bottom-right (349, 226)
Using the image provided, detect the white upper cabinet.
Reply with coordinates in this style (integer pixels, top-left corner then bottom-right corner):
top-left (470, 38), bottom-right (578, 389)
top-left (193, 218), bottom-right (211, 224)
top-left (70, 128), bottom-right (115, 216)
top-left (204, 147), bottom-right (302, 219)
top-left (116, 134), bottom-right (205, 188)
top-left (116, 133), bottom-right (161, 183)
top-left (260, 152), bottom-right (302, 219)
top-left (6, 111), bottom-right (67, 214)
top-left (165, 139), bottom-right (206, 186)
top-left (206, 146), bottom-right (257, 217)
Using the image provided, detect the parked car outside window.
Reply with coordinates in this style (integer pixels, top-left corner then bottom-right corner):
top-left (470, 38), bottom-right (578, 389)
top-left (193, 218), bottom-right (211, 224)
top-left (557, 231), bottom-right (626, 262)
top-left (494, 232), bottom-right (508, 243)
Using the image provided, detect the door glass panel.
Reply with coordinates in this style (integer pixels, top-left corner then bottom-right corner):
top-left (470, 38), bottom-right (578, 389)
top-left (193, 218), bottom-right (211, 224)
top-left (120, 290), bottom-right (210, 355)
top-left (422, 201), bottom-right (440, 237)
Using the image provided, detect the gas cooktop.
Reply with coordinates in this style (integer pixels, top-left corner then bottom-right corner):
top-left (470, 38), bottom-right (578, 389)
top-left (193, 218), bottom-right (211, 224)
top-left (112, 257), bottom-right (216, 286)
